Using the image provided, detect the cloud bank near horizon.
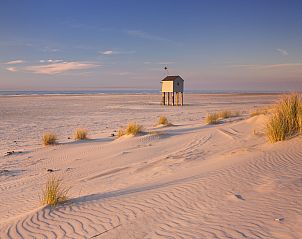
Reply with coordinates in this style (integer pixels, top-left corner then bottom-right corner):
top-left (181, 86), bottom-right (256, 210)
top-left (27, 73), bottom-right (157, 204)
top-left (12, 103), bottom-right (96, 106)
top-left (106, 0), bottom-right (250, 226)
top-left (25, 61), bottom-right (98, 74)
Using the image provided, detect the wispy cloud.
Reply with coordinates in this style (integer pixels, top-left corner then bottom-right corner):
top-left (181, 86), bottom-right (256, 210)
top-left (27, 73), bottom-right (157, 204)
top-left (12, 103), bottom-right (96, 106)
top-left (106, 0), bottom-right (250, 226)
top-left (125, 30), bottom-right (174, 43)
top-left (143, 61), bottom-right (175, 65)
top-left (6, 67), bottom-right (18, 72)
top-left (25, 61), bottom-right (98, 74)
top-left (276, 48), bottom-right (289, 56)
top-left (100, 50), bottom-right (135, 55)
top-left (112, 72), bottom-right (133, 76)
top-left (102, 50), bottom-right (114, 55)
top-left (5, 60), bottom-right (24, 64)
top-left (229, 63), bottom-right (302, 70)
top-left (39, 59), bottom-right (63, 63)
top-left (158, 61), bottom-right (175, 65)
top-left (42, 46), bottom-right (61, 52)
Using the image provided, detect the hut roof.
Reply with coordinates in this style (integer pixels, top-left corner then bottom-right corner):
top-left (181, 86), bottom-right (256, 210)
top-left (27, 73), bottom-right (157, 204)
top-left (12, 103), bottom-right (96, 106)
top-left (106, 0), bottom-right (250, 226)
top-left (161, 75), bottom-right (183, 82)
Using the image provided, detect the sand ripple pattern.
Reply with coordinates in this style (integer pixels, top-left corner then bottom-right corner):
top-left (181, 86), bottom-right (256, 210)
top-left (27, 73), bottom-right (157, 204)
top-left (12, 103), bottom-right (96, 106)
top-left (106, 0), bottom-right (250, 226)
top-left (1, 137), bottom-right (302, 239)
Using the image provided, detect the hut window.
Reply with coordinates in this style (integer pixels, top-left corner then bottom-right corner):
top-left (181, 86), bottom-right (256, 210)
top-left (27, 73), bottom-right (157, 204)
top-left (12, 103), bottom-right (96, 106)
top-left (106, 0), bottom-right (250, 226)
top-left (177, 82), bottom-right (180, 86)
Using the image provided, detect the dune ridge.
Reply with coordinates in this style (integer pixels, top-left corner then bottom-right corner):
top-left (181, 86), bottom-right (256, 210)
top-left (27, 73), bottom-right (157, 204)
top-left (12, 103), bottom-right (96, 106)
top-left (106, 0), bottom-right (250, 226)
top-left (1, 94), bottom-right (302, 238)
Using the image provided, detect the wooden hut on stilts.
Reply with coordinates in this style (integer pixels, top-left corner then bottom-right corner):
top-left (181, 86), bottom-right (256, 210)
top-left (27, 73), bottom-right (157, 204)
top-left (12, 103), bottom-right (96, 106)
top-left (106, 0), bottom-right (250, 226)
top-left (161, 75), bottom-right (184, 106)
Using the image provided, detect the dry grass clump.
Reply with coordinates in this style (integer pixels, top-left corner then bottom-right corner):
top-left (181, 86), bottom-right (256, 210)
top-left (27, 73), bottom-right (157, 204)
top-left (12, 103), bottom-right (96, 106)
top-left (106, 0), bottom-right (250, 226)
top-left (125, 122), bottom-right (143, 135)
top-left (218, 110), bottom-right (240, 119)
top-left (158, 116), bottom-right (169, 125)
top-left (117, 128), bottom-right (125, 138)
top-left (205, 113), bottom-right (220, 124)
top-left (218, 110), bottom-right (232, 119)
top-left (41, 176), bottom-right (69, 206)
top-left (267, 93), bottom-right (302, 143)
top-left (250, 108), bottom-right (269, 117)
top-left (42, 132), bottom-right (57, 146)
top-left (117, 122), bottom-right (143, 138)
top-left (205, 110), bottom-right (240, 124)
top-left (74, 128), bottom-right (88, 140)
top-left (299, 108), bottom-right (302, 134)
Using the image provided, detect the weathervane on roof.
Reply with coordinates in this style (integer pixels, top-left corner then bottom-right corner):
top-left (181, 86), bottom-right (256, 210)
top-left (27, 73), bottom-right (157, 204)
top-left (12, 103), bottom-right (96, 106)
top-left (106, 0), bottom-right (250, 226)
top-left (164, 66), bottom-right (169, 75)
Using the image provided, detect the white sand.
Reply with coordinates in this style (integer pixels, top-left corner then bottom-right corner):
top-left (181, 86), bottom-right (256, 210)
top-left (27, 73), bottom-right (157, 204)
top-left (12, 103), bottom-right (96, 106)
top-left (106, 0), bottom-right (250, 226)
top-left (1, 93), bottom-right (302, 238)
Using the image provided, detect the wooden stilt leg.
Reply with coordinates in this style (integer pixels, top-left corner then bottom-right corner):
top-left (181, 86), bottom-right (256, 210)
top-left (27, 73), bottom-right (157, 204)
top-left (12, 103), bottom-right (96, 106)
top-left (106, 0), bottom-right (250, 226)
top-left (181, 92), bottom-right (183, 106)
top-left (161, 92), bottom-right (165, 105)
top-left (172, 92), bottom-right (174, 106)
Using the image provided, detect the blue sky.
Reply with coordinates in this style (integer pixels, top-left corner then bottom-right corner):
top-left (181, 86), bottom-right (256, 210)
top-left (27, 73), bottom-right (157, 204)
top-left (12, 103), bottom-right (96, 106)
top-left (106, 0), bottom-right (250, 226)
top-left (1, 0), bottom-right (302, 91)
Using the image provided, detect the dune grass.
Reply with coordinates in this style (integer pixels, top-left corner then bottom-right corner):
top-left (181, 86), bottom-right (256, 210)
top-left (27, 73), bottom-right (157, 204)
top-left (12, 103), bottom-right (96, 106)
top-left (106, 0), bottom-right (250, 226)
top-left (117, 122), bottom-right (143, 138)
top-left (74, 128), bottom-right (88, 140)
top-left (41, 175), bottom-right (69, 206)
top-left (267, 93), bottom-right (302, 143)
top-left (205, 113), bottom-right (220, 124)
top-left (218, 110), bottom-right (240, 119)
top-left (42, 132), bottom-right (57, 146)
top-left (299, 108), bottom-right (302, 134)
top-left (125, 122), bottom-right (143, 135)
top-left (117, 128), bottom-right (125, 138)
top-left (250, 108), bottom-right (269, 117)
top-left (158, 116), bottom-right (169, 125)
top-left (205, 110), bottom-right (240, 125)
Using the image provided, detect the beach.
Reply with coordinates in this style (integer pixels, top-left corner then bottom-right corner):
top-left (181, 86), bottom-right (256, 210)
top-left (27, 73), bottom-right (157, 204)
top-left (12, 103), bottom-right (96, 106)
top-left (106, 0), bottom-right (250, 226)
top-left (1, 93), bottom-right (302, 238)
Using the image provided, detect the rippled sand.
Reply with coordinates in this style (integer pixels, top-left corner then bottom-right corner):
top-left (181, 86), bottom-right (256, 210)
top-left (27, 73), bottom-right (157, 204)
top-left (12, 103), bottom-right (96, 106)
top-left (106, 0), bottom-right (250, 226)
top-left (1, 93), bottom-right (301, 238)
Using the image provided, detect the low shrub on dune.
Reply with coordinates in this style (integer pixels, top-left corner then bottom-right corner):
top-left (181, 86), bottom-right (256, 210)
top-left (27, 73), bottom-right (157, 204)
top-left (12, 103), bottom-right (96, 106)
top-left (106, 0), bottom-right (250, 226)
top-left (125, 122), bottom-right (143, 136)
top-left (41, 175), bottom-right (69, 206)
top-left (220, 110), bottom-right (240, 119)
top-left (218, 110), bottom-right (233, 119)
top-left (117, 122), bottom-right (143, 138)
top-left (250, 108), bottom-right (269, 117)
top-left (42, 132), bottom-right (57, 146)
top-left (267, 93), bottom-right (302, 143)
top-left (158, 116), bottom-right (169, 126)
top-left (205, 110), bottom-right (240, 125)
top-left (117, 128), bottom-right (125, 138)
top-left (74, 128), bottom-right (88, 140)
top-left (205, 113), bottom-right (220, 124)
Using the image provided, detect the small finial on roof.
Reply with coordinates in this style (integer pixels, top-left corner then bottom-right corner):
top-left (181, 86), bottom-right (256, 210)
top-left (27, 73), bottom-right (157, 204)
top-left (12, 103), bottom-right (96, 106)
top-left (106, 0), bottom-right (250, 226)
top-left (164, 66), bottom-right (169, 75)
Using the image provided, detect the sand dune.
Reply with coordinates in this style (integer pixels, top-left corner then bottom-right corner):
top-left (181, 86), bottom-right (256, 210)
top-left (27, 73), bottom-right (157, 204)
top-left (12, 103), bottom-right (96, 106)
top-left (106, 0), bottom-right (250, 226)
top-left (1, 94), bottom-right (302, 238)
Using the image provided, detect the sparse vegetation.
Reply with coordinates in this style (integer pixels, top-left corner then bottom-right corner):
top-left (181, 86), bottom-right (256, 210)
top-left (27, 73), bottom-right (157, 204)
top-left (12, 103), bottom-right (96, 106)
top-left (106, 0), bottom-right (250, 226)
top-left (299, 107), bottom-right (302, 133)
top-left (218, 110), bottom-right (232, 119)
top-left (42, 132), bottom-right (57, 146)
top-left (267, 93), bottom-right (302, 143)
top-left (158, 116), bottom-right (169, 125)
top-left (218, 110), bottom-right (240, 119)
top-left (74, 128), bottom-right (88, 140)
top-left (125, 122), bottom-right (143, 136)
top-left (41, 175), bottom-right (69, 206)
top-left (117, 128), bottom-right (125, 138)
top-left (205, 113), bottom-right (220, 124)
top-left (205, 110), bottom-right (240, 124)
top-left (250, 108), bottom-right (269, 117)
top-left (117, 122), bottom-right (143, 138)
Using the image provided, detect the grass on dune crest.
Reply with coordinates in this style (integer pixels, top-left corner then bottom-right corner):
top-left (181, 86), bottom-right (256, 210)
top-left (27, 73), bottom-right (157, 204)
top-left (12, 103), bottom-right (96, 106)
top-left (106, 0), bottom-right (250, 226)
top-left (205, 113), bottom-right (220, 124)
top-left (267, 93), bottom-right (302, 143)
top-left (205, 110), bottom-right (240, 125)
top-left (74, 128), bottom-right (88, 140)
top-left (218, 110), bottom-right (240, 119)
top-left (125, 122), bottom-right (143, 135)
top-left (250, 108), bottom-right (270, 117)
top-left (117, 128), bottom-right (125, 138)
top-left (42, 132), bottom-right (57, 146)
top-left (117, 122), bottom-right (143, 138)
top-left (41, 175), bottom-right (69, 206)
top-left (158, 116), bottom-right (169, 126)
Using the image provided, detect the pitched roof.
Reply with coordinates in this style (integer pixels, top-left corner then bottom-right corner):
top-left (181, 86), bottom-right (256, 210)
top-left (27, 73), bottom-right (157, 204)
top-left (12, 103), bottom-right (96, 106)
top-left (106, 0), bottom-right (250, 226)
top-left (161, 75), bottom-right (183, 81)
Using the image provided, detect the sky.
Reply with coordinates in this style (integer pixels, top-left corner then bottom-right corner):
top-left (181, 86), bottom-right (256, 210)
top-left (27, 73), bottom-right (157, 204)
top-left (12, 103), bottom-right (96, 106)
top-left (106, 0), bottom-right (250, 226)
top-left (0, 0), bottom-right (302, 91)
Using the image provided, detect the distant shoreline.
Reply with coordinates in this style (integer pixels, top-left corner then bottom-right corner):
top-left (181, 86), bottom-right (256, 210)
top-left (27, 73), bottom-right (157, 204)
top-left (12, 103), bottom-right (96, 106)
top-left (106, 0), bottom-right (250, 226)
top-left (0, 89), bottom-right (292, 97)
